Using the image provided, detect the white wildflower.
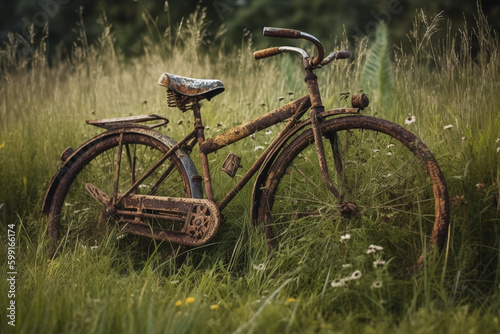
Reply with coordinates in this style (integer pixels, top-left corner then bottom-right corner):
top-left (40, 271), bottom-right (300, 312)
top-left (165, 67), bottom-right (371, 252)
top-left (331, 279), bottom-right (346, 288)
top-left (342, 264), bottom-right (352, 268)
top-left (443, 124), bottom-right (453, 130)
top-left (405, 115), bottom-right (416, 125)
top-left (350, 270), bottom-right (362, 280)
top-left (265, 130), bottom-right (272, 135)
top-left (254, 145), bottom-right (265, 151)
top-left (253, 263), bottom-right (266, 271)
top-left (367, 244), bottom-right (384, 254)
top-left (373, 259), bottom-right (386, 268)
top-left (371, 281), bottom-right (383, 289)
top-left (340, 233), bottom-right (351, 242)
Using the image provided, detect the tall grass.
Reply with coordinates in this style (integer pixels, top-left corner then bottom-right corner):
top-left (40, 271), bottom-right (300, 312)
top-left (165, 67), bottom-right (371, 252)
top-left (1, 3), bottom-right (499, 333)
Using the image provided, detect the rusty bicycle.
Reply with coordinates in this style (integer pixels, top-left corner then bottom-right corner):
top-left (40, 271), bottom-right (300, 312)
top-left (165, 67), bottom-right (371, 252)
top-left (43, 27), bottom-right (449, 268)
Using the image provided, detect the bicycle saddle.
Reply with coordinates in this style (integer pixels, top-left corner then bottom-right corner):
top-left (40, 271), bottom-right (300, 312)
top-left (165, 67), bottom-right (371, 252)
top-left (158, 73), bottom-right (225, 101)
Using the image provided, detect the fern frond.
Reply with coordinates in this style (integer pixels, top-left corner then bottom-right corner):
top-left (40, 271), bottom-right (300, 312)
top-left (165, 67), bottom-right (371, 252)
top-left (361, 23), bottom-right (395, 111)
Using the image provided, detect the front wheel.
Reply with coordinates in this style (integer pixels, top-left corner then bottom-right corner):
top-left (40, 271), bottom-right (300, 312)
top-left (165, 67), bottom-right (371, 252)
top-left (257, 115), bottom-right (449, 271)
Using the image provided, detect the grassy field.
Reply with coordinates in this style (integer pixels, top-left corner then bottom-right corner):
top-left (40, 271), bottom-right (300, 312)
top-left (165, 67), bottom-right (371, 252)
top-left (1, 7), bottom-right (499, 333)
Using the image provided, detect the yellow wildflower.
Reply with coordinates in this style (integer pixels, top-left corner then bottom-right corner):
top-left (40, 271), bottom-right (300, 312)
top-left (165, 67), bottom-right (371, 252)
top-left (175, 300), bottom-right (182, 307)
top-left (185, 297), bottom-right (195, 305)
top-left (286, 298), bottom-right (296, 304)
top-left (210, 304), bottom-right (219, 310)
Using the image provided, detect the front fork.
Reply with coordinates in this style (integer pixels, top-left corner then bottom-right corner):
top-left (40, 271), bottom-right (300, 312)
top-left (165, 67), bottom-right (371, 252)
top-left (305, 68), bottom-right (360, 218)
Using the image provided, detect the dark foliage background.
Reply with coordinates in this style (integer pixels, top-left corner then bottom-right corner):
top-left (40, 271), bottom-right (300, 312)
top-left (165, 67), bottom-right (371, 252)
top-left (1, 0), bottom-right (499, 58)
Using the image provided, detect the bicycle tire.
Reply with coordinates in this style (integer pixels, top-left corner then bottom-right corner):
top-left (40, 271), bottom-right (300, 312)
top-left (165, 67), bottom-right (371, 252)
top-left (257, 115), bottom-right (449, 270)
top-left (47, 131), bottom-right (199, 253)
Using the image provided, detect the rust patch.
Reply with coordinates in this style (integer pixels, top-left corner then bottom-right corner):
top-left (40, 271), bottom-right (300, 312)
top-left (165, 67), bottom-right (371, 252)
top-left (201, 95), bottom-right (311, 154)
top-left (118, 194), bottom-right (221, 247)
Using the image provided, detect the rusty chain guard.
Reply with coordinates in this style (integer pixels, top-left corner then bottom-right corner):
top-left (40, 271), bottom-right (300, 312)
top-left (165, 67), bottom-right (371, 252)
top-left (117, 194), bottom-right (221, 247)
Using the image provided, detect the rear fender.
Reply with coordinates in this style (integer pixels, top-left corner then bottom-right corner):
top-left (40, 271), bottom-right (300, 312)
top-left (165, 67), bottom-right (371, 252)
top-left (42, 127), bottom-right (202, 214)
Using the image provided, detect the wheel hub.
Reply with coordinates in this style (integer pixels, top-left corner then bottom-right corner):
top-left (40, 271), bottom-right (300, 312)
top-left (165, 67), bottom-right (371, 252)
top-left (338, 201), bottom-right (359, 218)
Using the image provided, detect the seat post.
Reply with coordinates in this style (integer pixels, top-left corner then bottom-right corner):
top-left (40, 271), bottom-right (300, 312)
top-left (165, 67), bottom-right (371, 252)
top-left (192, 102), bottom-right (214, 201)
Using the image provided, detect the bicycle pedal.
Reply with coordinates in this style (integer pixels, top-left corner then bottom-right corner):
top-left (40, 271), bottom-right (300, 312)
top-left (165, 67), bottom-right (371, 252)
top-left (222, 153), bottom-right (242, 177)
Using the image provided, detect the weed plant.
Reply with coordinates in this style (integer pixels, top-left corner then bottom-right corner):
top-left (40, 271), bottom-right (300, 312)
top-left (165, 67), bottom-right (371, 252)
top-left (0, 4), bottom-right (499, 333)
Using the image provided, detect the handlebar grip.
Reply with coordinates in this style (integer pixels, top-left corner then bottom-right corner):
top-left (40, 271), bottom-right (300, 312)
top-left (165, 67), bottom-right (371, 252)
top-left (253, 47), bottom-right (281, 60)
top-left (263, 27), bottom-right (301, 39)
top-left (320, 50), bottom-right (351, 65)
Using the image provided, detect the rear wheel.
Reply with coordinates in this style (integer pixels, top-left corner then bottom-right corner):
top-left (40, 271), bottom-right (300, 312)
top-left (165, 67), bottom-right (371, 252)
top-left (47, 131), bottom-right (198, 254)
top-left (257, 116), bottom-right (449, 271)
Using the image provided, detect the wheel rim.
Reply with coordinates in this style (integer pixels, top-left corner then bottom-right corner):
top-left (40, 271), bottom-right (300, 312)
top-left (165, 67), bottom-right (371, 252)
top-left (49, 133), bottom-right (192, 251)
top-left (259, 116), bottom-right (449, 272)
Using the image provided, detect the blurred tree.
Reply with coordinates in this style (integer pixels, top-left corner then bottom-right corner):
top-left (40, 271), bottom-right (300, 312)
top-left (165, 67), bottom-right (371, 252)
top-left (223, 0), bottom-right (500, 50)
top-left (1, 0), bottom-right (499, 59)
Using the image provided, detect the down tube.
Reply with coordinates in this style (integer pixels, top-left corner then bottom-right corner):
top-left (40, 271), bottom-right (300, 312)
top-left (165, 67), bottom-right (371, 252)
top-left (199, 95), bottom-right (310, 154)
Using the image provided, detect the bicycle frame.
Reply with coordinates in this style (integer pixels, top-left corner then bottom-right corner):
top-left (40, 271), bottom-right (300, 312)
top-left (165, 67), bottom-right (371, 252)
top-left (161, 67), bottom-right (359, 213)
top-left (42, 26), bottom-right (450, 270)
top-left (198, 94), bottom-right (312, 207)
top-left (88, 32), bottom-right (366, 227)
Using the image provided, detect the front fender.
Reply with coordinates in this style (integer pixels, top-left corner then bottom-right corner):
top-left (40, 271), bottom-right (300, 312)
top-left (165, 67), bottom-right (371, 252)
top-left (42, 127), bottom-right (202, 214)
top-left (250, 108), bottom-right (360, 224)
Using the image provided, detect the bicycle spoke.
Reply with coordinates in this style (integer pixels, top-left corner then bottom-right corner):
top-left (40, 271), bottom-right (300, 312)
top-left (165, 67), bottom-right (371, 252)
top-left (259, 116), bottom-right (449, 272)
top-left (48, 132), bottom-right (197, 251)
top-left (125, 144), bottom-right (137, 187)
top-left (112, 132), bottom-right (125, 204)
top-left (149, 162), bottom-right (176, 195)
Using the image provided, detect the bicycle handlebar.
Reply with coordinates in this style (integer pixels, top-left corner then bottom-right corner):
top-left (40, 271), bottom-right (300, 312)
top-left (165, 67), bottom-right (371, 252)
top-left (320, 50), bottom-right (350, 65)
top-left (254, 27), bottom-right (349, 67)
top-left (263, 27), bottom-right (302, 39)
top-left (253, 46), bottom-right (282, 60)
